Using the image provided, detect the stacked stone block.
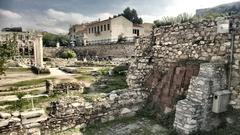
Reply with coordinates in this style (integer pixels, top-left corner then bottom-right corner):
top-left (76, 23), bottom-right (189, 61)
top-left (174, 63), bottom-right (227, 134)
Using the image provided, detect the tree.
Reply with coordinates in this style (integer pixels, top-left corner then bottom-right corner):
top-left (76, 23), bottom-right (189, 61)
top-left (121, 7), bottom-right (143, 24)
top-left (43, 32), bottom-right (70, 47)
top-left (0, 35), bottom-right (17, 76)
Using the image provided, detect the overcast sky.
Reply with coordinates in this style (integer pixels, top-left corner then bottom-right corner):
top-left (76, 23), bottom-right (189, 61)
top-left (0, 0), bottom-right (239, 34)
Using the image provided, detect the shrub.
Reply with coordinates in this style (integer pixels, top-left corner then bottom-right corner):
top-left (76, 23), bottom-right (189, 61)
top-left (117, 34), bottom-right (127, 43)
top-left (112, 63), bottom-right (129, 75)
top-left (154, 13), bottom-right (193, 27)
top-left (99, 67), bottom-right (111, 75)
top-left (43, 57), bottom-right (51, 61)
top-left (61, 49), bottom-right (77, 59)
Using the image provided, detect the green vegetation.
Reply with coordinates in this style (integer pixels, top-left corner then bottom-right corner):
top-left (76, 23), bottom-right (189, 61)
top-left (43, 32), bottom-right (70, 47)
top-left (154, 13), bottom-right (194, 27)
top-left (153, 12), bottom-right (228, 28)
top-left (83, 116), bottom-right (167, 135)
top-left (53, 127), bottom-right (80, 135)
top-left (201, 12), bottom-right (225, 20)
top-left (0, 93), bottom-right (61, 112)
top-left (120, 7), bottom-right (143, 24)
top-left (117, 34), bottom-right (127, 43)
top-left (99, 67), bottom-right (111, 75)
top-left (2, 77), bottom-right (55, 88)
top-left (0, 35), bottom-right (17, 76)
top-left (74, 61), bottom-right (115, 67)
top-left (60, 49), bottom-right (77, 59)
top-left (75, 74), bottom-right (95, 82)
top-left (96, 75), bottom-right (128, 93)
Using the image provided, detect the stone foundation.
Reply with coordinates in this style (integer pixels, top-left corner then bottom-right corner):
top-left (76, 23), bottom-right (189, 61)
top-left (0, 88), bottom-right (149, 134)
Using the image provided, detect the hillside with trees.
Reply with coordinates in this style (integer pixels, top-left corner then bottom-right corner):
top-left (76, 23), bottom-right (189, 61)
top-left (196, 1), bottom-right (240, 16)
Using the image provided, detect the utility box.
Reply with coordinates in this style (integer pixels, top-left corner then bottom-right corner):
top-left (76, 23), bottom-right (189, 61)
top-left (217, 18), bottom-right (229, 34)
top-left (212, 90), bottom-right (231, 113)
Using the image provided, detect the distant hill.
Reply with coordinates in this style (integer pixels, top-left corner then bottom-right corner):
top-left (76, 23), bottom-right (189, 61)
top-left (196, 1), bottom-right (240, 16)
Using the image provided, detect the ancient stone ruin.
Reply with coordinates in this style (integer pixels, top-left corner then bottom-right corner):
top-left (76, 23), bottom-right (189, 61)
top-left (0, 16), bottom-right (240, 134)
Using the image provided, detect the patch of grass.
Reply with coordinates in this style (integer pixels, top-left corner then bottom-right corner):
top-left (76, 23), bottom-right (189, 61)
top-left (0, 93), bottom-right (62, 112)
top-left (84, 116), bottom-right (140, 135)
top-left (81, 93), bottom-right (105, 102)
top-left (6, 67), bottom-right (31, 72)
top-left (96, 75), bottom-right (128, 93)
top-left (84, 116), bottom-right (169, 135)
top-left (53, 127), bottom-right (81, 135)
top-left (3, 77), bottom-right (55, 87)
top-left (137, 105), bottom-right (176, 129)
top-left (75, 74), bottom-right (95, 82)
top-left (99, 67), bottom-right (111, 75)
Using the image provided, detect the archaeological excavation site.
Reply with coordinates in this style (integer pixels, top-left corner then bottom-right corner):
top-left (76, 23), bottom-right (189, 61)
top-left (1, 1), bottom-right (240, 135)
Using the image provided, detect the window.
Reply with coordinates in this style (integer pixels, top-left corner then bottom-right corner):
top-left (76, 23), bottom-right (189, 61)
top-left (92, 27), bottom-right (94, 33)
top-left (107, 24), bottom-right (110, 30)
top-left (89, 28), bottom-right (91, 34)
top-left (97, 26), bottom-right (99, 32)
top-left (101, 25), bottom-right (103, 31)
top-left (104, 25), bottom-right (106, 31)
top-left (94, 27), bottom-right (96, 33)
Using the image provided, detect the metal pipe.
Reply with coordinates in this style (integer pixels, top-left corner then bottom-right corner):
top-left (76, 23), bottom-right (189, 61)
top-left (228, 17), bottom-right (235, 90)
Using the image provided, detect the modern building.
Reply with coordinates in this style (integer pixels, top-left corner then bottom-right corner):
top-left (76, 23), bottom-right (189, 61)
top-left (69, 16), bottom-right (153, 46)
top-left (0, 29), bottom-right (43, 67)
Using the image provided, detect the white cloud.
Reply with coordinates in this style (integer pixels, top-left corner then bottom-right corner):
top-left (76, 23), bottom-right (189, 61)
top-left (0, 9), bottom-right (22, 19)
top-left (0, 8), bottom-right (114, 34)
top-left (46, 9), bottom-right (94, 24)
top-left (139, 0), bottom-right (240, 22)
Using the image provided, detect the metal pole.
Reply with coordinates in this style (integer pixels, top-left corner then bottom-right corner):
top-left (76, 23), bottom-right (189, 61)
top-left (228, 17), bottom-right (235, 90)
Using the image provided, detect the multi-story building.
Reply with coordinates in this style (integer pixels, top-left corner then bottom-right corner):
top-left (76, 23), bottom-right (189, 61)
top-left (69, 16), bottom-right (153, 46)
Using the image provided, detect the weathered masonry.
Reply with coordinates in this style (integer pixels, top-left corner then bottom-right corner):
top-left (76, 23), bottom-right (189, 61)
top-left (127, 16), bottom-right (240, 133)
top-left (1, 17), bottom-right (240, 135)
top-left (0, 32), bottom-right (43, 67)
top-left (43, 43), bottom-right (135, 60)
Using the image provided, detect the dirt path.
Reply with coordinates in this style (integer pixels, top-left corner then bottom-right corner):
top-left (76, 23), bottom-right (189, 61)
top-left (0, 68), bottom-right (74, 87)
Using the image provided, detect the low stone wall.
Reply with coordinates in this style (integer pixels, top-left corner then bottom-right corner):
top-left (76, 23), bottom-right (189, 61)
top-left (43, 43), bottom-right (135, 59)
top-left (0, 88), bottom-right (149, 134)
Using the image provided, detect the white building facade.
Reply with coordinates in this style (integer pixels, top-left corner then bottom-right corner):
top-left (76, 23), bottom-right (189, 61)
top-left (69, 16), bottom-right (153, 46)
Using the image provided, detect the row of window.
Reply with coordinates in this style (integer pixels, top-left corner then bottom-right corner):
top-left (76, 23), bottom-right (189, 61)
top-left (89, 24), bottom-right (110, 34)
top-left (133, 29), bottom-right (140, 36)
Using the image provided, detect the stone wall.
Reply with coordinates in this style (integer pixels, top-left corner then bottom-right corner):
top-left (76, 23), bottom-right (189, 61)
top-left (43, 43), bottom-right (135, 59)
top-left (0, 88), bottom-right (148, 134)
top-left (127, 17), bottom-right (240, 109)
